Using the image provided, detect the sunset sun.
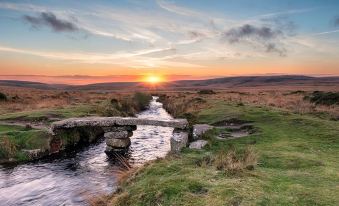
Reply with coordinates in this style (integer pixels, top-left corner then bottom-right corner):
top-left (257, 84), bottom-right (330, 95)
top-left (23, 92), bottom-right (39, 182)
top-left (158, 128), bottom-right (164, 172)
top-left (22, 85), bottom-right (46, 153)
top-left (143, 75), bottom-right (164, 84)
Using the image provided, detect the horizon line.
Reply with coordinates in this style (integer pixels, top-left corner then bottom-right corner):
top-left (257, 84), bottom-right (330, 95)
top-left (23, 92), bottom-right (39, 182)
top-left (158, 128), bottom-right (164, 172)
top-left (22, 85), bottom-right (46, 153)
top-left (1, 74), bottom-right (339, 86)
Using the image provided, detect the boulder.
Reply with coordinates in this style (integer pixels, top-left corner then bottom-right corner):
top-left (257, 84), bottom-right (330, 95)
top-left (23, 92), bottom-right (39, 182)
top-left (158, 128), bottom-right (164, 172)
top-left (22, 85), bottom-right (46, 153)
top-left (170, 131), bottom-right (188, 152)
top-left (189, 140), bottom-right (208, 149)
top-left (192, 124), bottom-right (213, 140)
top-left (21, 149), bottom-right (43, 159)
top-left (104, 131), bottom-right (132, 139)
top-left (106, 137), bottom-right (131, 148)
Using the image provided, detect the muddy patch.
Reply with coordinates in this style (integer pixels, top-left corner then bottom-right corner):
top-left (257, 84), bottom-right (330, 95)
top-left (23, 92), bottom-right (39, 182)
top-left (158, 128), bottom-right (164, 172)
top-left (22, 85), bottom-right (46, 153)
top-left (212, 118), bottom-right (253, 127)
top-left (213, 118), bottom-right (255, 140)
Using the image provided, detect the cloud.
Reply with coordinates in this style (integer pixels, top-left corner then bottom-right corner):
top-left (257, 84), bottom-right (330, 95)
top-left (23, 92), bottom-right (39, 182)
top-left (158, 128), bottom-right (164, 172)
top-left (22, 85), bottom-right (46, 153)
top-left (251, 8), bottom-right (315, 19)
top-left (0, 2), bottom-right (47, 12)
top-left (224, 24), bottom-right (282, 43)
top-left (265, 43), bottom-right (287, 56)
top-left (312, 29), bottom-right (339, 36)
top-left (156, 0), bottom-right (200, 16)
top-left (334, 16), bottom-right (339, 27)
top-left (261, 16), bottom-right (297, 35)
top-left (2, 1), bottom-right (326, 61)
top-left (188, 31), bottom-right (206, 39)
top-left (23, 12), bottom-right (78, 32)
top-left (312, 16), bottom-right (339, 36)
top-left (0, 45), bottom-right (204, 68)
top-left (222, 24), bottom-right (287, 56)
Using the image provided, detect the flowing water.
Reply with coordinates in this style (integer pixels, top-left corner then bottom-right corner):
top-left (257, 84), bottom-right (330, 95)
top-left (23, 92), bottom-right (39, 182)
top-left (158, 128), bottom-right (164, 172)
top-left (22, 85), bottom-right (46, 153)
top-left (0, 97), bottom-right (174, 205)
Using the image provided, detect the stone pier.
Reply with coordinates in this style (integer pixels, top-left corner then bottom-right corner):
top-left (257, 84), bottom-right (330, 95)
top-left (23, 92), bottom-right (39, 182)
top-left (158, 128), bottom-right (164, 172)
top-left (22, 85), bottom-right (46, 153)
top-left (103, 126), bottom-right (135, 153)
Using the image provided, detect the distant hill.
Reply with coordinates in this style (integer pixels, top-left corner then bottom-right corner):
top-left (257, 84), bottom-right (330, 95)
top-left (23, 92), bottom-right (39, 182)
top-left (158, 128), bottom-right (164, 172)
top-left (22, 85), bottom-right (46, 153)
top-left (170, 75), bottom-right (339, 89)
top-left (70, 82), bottom-right (142, 90)
top-left (0, 80), bottom-right (58, 90)
top-left (1, 75), bottom-right (339, 90)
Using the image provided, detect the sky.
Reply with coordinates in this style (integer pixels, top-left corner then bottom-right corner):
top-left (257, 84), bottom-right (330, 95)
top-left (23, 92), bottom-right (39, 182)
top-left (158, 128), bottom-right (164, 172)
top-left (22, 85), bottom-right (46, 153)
top-left (0, 0), bottom-right (339, 84)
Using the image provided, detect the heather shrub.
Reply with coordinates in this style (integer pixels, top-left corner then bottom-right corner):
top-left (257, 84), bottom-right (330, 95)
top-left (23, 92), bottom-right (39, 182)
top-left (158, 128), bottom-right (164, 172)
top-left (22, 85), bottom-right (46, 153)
top-left (0, 92), bottom-right (7, 101)
top-left (304, 91), bottom-right (339, 106)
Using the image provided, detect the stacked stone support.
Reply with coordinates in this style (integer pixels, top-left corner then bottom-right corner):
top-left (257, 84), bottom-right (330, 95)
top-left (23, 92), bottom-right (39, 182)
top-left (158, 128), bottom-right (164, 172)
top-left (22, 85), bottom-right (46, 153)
top-left (103, 126), bottom-right (135, 153)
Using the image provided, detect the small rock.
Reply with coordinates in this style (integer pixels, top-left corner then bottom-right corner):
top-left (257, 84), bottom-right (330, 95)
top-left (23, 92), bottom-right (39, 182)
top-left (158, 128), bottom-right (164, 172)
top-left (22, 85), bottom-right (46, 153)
top-left (21, 149), bottom-right (42, 159)
top-left (170, 131), bottom-right (188, 152)
top-left (25, 124), bottom-right (32, 130)
top-left (106, 138), bottom-right (131, 148)
top-left (193, 124), bottom-right (213, 140)
top-left (189, 140), bottom-right (208, 149)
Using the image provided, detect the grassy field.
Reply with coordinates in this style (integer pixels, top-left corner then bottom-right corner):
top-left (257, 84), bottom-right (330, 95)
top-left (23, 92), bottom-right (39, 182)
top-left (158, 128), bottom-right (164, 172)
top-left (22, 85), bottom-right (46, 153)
top-left (0, 88), bottom-right (152, 163)
top-left (104, 97), bottom-right (339, 205)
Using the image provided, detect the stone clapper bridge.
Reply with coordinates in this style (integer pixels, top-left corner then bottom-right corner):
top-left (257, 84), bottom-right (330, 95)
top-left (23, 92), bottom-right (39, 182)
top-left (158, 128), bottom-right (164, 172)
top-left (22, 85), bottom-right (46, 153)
top-left (51, 117), bottom-right (189, 154)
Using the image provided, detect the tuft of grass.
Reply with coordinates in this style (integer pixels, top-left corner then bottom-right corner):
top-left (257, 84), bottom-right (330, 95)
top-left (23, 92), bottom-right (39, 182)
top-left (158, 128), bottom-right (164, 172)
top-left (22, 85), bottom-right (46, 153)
top-left (96, 92), bottom-right (152, 117)
top-left (0, 136), bottom-right (17, 160)
top-left (198, 89), bottom-right (216, 95)
top-left (213, 146), bottom-right (257, 173)
top-left (132, 92), bottom-right (152, 111)
top-left (96, 100), bottom-right (123, 117)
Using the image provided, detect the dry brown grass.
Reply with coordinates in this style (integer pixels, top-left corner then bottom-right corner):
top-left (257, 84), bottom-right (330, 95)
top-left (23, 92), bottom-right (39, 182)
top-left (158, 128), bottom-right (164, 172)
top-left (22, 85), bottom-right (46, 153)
top-left (0, 86), bottom-right (104, 114)
top-left (158, 87), bottom-right (339, 120)
top-left (2, 84), bottom-right (338, 119)
top-left (0, 86), bottom-right (146, 116)
top-left (0, 136), bottom-right (17, 160)
top-left (87, 194), bottom-right (111, 206)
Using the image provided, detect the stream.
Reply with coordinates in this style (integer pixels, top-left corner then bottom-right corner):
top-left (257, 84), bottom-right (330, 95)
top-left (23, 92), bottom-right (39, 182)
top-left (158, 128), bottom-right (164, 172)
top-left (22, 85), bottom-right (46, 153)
top-left (0, 96), bottom-right (174, 205)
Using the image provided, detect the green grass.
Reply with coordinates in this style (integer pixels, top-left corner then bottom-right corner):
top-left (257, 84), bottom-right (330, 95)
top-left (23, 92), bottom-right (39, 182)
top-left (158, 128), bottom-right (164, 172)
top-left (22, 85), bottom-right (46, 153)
top-left (0, 124), bottom-right (51, 162)
top-left (109, 101), bottom-right (339, 205)
top-left (4, 130), bottom-right (51, 150)
top-left (0, 124), bottom-right (27, 134)
top-left (0, 104), bottom-right (97, 122)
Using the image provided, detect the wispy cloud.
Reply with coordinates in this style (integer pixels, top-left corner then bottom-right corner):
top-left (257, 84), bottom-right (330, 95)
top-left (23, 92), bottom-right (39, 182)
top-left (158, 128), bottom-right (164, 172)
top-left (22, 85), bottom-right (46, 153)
top-left (0, 2), bottom-right (47, 12)
top-left (156, 0), bottom-right (200, 17)
top-left (312, 29), bottom-right (339, 36)
top-left (251, 8), bottom-right (315, 19)
top-left (0, 45), bottom-right (204, 68)
top-left (333, 16), bottom-right (339, 27)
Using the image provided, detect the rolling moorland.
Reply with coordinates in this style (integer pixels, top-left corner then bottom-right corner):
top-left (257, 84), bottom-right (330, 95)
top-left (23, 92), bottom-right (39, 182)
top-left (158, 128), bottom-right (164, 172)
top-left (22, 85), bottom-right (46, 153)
top-left (1, 75), bottom-right (339, 91)
top-left (0, 75), bottom-right (338, 205)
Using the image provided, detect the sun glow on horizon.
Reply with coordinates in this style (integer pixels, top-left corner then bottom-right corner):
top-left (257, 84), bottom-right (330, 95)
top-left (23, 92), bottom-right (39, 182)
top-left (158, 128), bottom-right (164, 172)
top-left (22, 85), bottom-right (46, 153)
top-left (143, 74), bottom-right (164, 84)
